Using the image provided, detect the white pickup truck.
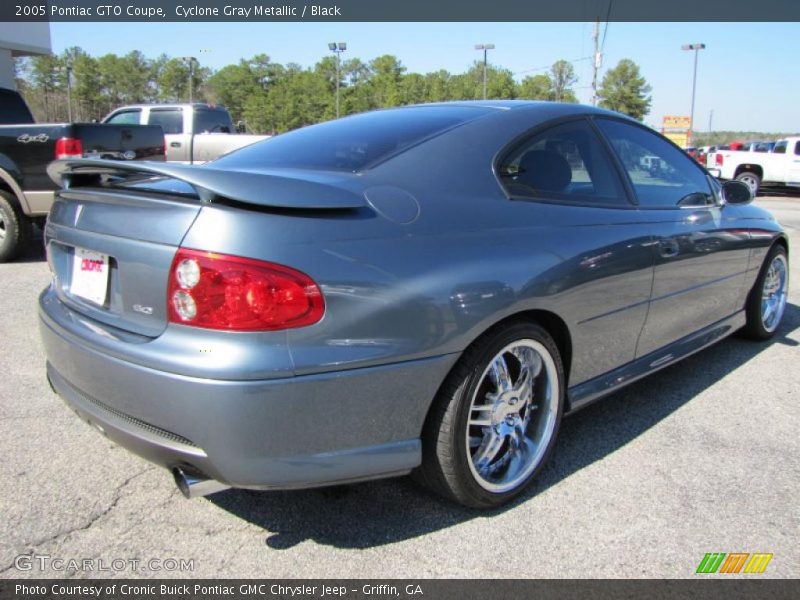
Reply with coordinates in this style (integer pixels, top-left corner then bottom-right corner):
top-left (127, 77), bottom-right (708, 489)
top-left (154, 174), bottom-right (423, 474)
top-left (103, 103), bottom-right (269, 163)
top-left (706, 137), bottom-right (800, 194)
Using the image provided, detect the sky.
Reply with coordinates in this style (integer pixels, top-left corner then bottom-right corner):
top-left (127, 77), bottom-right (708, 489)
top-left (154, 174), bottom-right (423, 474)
top-left (49, 21), bottom-right (800, 133)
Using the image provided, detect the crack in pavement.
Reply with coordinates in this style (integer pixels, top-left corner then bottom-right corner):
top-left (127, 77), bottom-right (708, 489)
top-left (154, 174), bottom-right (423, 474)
top-left (0, 468), bottom-right (154, 575)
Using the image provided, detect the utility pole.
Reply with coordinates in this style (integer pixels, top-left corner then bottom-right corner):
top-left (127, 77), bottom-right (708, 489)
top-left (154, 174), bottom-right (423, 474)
top-left (708, 109), bottom-right (713, 133)
top-left (591, 20), bottom-right (601, 106)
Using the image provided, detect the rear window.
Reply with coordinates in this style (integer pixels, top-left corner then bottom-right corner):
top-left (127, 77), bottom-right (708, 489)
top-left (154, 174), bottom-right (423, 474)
top-left (194, 109), bottom-right (233, 133)
top-left (148, 109), bottom-right (184, 134)
top-left (0, 88), bottom-right (34, 124)
top-left (212, 106), bottom-right (493, 172)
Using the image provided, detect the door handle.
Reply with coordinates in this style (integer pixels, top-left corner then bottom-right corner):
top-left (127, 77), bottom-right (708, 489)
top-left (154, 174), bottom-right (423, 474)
top-left (170, 142), bottom-right (182, 148)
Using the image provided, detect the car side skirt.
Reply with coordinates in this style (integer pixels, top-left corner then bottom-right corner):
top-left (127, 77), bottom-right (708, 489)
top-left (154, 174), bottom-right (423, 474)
top-left (566, 310), bottom-right (746, 413)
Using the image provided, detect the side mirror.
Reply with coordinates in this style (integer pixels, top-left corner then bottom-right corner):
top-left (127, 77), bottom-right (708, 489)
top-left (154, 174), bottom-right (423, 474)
top-left (721, 180), bottom-right (753, 205)
top-left (236, 121), bottom-right (247, 134)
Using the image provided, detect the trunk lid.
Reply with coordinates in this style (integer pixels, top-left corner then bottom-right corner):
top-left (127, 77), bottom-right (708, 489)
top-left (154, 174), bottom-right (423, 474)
top-left (44, 159), bottom-right (365, 338)
top-left (45, 186), bottom-right (202, 337)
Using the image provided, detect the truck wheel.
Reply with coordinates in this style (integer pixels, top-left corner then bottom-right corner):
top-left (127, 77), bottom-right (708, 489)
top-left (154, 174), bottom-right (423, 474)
top-left (735, 171), bottom-right (761, 196)
top-left (0, 191), bottom-right (31, 262)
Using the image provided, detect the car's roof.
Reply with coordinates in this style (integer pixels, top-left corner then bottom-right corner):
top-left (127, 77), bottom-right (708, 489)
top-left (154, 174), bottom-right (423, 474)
top-left (404, 99), bottom-right (616, 113)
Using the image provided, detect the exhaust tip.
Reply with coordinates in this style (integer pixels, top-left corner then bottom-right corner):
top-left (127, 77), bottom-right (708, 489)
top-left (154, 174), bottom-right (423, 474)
top-left (172, 467), bottom-right (230, 499)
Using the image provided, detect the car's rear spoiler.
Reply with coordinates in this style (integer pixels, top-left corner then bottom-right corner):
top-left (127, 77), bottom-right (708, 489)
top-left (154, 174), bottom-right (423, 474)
top-left (47, 159), bottom-right (366, 210)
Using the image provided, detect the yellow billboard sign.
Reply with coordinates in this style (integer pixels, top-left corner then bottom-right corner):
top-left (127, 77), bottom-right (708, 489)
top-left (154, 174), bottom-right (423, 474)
top-left (663, 131), bottom-right (690, 148)
top-left (663, 115), bottom-right (691, 129)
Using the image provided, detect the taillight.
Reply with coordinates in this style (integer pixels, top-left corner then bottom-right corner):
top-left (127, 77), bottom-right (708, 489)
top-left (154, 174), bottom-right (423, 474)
top-left (715, 154), bottom-right (723, 166)
top-left (167, 249), bottom-right (324, 331)
top-left (55, 137), bottom-right (83, 159)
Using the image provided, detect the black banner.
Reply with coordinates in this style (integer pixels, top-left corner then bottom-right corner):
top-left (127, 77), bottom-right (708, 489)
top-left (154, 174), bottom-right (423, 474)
top-left (3, 0), bottom-right (800, 22)
top-left (2, 580), bottom-right (800, 600)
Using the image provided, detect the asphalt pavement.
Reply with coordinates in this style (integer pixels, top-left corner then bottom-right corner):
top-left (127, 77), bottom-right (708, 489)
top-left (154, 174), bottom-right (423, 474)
top-left (1, 196), bottom-right (798, 579)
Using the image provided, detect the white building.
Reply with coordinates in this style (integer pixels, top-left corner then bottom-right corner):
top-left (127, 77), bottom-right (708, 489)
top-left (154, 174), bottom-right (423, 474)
top-left (0, 23), bottom-right (52, 89)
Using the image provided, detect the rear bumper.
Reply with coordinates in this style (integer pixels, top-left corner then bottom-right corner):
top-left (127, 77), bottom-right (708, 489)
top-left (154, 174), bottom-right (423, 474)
top-left (39, 288), bottom-right (458, 489)
top-left (707, 168), bottom-right (722, 178)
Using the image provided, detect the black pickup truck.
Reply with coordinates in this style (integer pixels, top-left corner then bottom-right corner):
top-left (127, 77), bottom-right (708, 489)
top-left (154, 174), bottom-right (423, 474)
top-left (0, 88), bottom-right (165, 261)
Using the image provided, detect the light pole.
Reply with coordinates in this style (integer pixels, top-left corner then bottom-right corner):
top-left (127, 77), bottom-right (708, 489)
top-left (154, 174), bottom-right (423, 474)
top-left (56, 65), bottom-right (73, 121)
top-left (681, 43), bottom-right (705, 146)
top-left (328, 42), bottom-right (347, 118)
top-left (182, 56), bottom-right (198, 103)
top-left (65, 66), bottom-right (73, 122)
top-left (474, 43), bottom-right (495, 100)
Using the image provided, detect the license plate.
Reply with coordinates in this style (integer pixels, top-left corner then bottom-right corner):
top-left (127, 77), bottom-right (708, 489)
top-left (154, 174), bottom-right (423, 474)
top-left (71, 247), bottom-right (109, 306)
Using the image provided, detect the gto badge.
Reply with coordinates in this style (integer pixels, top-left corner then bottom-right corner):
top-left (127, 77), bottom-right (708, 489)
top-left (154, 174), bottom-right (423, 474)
top-left (132, 304), bottom-right (154, 315)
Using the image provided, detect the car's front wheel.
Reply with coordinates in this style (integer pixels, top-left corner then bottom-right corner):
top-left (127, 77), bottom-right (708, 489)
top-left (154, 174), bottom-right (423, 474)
top-left (742, 244), bottom-right (789, 340)
top-left (415, 321), bottom-right (564, 508)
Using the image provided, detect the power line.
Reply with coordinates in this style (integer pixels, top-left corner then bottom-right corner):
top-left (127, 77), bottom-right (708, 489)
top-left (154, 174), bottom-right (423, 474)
top-left (601, 0), bottom-right (613, 52)
top-left (514, 56), bottom-right (592, 77)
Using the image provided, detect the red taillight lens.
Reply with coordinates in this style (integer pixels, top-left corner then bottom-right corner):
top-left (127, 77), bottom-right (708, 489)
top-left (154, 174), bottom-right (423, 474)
top-left (715, 154), bottom-right (723, 166)
top-left (55, 137), bottom-right (83, 159)
top-left (167, 249), bottom-right (324, 331)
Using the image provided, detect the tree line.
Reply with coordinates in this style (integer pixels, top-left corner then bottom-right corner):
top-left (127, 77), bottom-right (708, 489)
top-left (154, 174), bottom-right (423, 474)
top-left (15, 47), bottom-right (653, 133)
top-left (693, 131), bottom-right (799, 147)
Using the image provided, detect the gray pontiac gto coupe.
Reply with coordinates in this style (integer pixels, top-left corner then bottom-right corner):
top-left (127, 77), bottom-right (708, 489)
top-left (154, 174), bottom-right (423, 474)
top-left (39, 101), bottom-right (789, 508)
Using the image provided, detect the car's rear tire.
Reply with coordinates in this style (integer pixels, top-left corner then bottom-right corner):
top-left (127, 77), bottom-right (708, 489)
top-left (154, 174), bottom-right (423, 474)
top-left (741, 244), bottom-right (789, 340)
top-left (414, 321), bottom-right (564, 508)
top-left (735, 171), bottom-right (761, 196)
top-left (0, 191), bottom-right (31, 263)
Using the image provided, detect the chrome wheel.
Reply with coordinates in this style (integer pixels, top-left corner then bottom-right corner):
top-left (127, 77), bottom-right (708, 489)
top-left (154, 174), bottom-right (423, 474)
top-left (761, 253), bottom-right (788, 333)
top-left (0, 210), bottom-right (6, 242)
top-left (466, 339), bottom-right (559, 493)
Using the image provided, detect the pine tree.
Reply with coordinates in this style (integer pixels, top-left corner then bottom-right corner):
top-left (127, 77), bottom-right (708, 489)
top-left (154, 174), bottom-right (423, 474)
top-left (598, 59), bottom-right (652, 120)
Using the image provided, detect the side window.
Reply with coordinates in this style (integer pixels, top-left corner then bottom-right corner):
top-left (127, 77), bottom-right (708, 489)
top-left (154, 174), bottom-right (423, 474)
top-left (194, 110), bottom-right (232, 133)
top-left (773, 141), bottom-right (787, 154)
top-left (497, 120), bottom-right (628, 206)
top-left (105, 110), bottom-right (141, 125)
top-left (595, 118), bottom-right (714, 208)
top-left (794, 141), bottom-right (800, 156)
top-left (148, 109), bottom-right (184, 134)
